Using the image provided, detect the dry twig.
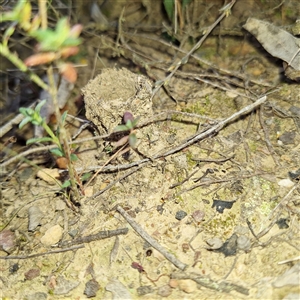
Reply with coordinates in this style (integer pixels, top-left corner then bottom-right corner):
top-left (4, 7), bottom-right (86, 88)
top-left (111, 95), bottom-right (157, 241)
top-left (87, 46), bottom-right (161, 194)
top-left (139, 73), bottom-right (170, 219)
top-left (116, 205), bottom-right (187, 271)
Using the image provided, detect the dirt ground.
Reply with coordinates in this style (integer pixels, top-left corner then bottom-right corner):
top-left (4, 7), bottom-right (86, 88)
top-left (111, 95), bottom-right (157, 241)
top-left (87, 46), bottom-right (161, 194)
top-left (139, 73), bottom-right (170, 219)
top-left (1, 1), bottom-right (300, 299)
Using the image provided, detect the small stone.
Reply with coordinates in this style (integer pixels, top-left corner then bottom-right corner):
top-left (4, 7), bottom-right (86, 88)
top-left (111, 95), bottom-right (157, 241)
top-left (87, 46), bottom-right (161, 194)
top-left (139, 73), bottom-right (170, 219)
top-left (24, 268), bottom-right (40, 280)
top-left (175, 210), bottom-right (187, 220)
top-left (84, 279), bottom-right (100, 298)
top-left (0, 230), bottom-right (16, 254)
top-left (206, 237), bottom-right (223, 250)
top-left (136, 285), bottom-right (153, 296)
top-left (278, 179), bottom-right (295, 188)
top-left (178, 279), bottom-right (197, 293)
top-left (157, 285), bottom-right (172, 297)
top-left (236, 235), bottom-right (251, 251)
top-left (278, 131), bottom-right (296, 145)
top-left (68, 229), bottom-right (78, 238)
top-left (54, 275), bottom-right (80, 295)
top-left (55, 199), bottom-right (66, 211)
top-left (28, 206), bottom-right (44, 231)
top-left (37, 168), bottom-right (60, 185)
top-left (192, 210), bottom-right (205, 222)
top-left (169, 279), bottom-right (179, 288)
top-left (40, 225), bottom-right (63, 246)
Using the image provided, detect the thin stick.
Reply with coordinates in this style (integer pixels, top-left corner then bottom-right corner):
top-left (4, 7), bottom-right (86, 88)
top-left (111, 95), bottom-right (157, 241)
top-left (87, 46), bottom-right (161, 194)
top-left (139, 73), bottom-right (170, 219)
top-left (0, 134), bottom-right (109, 169)
top-left (85, 164), bottom-right (145, 202)
top-left (0, 245), bottom-right (84, 260)
top-left (159, 96), bottom-right (267, 157)
top-left (116, 205), bottom-right (187, 271)
top-left (59, 227), bottom-right (129, 248)
top-left (171, 271), bottom-right (249, 295)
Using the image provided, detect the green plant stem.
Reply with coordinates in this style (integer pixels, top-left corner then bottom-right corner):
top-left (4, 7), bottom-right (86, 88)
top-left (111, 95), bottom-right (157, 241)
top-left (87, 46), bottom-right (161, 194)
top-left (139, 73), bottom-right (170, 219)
top-left (47, 65), bottom-right (80, 200)
top-left (42, 120), bottom-right (61, 148)
top-left (0, 43), bottom-right (49, 91)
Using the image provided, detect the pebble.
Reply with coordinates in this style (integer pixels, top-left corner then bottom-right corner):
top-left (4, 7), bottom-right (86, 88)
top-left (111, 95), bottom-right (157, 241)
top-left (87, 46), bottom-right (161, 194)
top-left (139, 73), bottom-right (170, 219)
top-left (205, 237), bottom-right (223, 250)
top-left (175, 210), bottom-right (187, 220)
top-left (84, 279), bottom-right (100, 298)
top-left (28, 206), bottom-right (44, 232)
top-left (236, 235), bottom-right (251, 251)
top-left (40, 225), bottom-right (63, 246)
top-left (24, 269), bottom-right (40, 280)
top-left (136, 285), bottom-right (153, 296)
top-left (169, 279), bottom-right (179, 288)
top-left (37, 168), bottom-right (60, 185)
top-left (178, 279), bottom-right (197, 293)
top-left (54, 275), bottom-right (80, 295)
top-left (0, 229), bottom-right (16, 254)
top-left (278, 178), bottom-right (295, 188)
top-left (55, 199), bottom-right (66, 211)
top-left (192, 210), bottom-right (205, 222)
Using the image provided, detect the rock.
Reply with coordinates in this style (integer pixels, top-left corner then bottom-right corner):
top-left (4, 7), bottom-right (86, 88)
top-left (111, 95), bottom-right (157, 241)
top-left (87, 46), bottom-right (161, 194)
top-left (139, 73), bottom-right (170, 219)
top-left (236, 235), bottom-right (251, 251)
top-left (278, 178), bottom-right (295, 188)
top-left (84, 279), bottom-right (100, 298)
top-left (175, 210), bottom-right (187, 220)
top-left (192, 210), bottom-right (205, 222)
top-left (169, 279), bottom-right (179, 288)
top-left (37, 168), bottom-right (60, 185)
top-left (136, 285), bottom-right (153, 296)
top-left (205, 237), bottom-right (223, 250)
top-left (0, 229), bottom-right (16, 254)
top-left (24, 269), bottom-right (40, 280)
top-left (178, 279), bottom-right (197, 293)
top-left (54, 275), bottom-right (80, 295)
top-left (28, 206), bottom-right (44, 231)
top-left (55, 199), bottom-right (66, 211)
top-left (40, 225), bottom-right (63, 246)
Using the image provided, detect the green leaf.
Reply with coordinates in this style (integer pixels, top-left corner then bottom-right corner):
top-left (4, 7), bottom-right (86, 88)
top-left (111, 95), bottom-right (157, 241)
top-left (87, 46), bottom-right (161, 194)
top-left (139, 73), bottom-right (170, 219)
top-left (50, 148), bottom-right (64, 157)
top-left (70, 153), bottom-right (78, 161)
top-left (114, 124), bottom-right (130, 132)
top-left (129, 133), bottom-right (137, 148)
top-left (19, 117), bottom-right (31, 129)
top-left (131, 117), bottom-right (140, 128)
top-left (62, 37), bottom-right (82, 47)
top-left (125, 119), bottom-right (133, 129)
top-left (61, 180), bottom-right (71, 188)
top-left (163, 0), bottom-right (174, 21)
top-left (81, 172), bottom-right (92, 181)
top-left (61, 111), bottom-right (68, 125)
top-left (26, 137), bottom-right (53, 145)
top-left (35, 99), bottom-right (47, 113)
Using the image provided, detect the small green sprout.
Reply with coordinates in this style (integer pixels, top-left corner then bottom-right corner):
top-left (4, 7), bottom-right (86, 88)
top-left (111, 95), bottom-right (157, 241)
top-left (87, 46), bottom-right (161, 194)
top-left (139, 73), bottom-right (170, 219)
top-left (19, 100), bottom-right (76, 160)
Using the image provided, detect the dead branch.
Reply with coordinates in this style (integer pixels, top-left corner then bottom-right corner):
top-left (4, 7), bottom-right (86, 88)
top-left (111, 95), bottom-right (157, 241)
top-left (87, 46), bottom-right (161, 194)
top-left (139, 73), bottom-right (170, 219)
top-left (116, 205), bottom-right (188, 271)
top-left (58, 227), bottom-right (129, 248)
top-left (171, 271), bottom-right (249, 295)
top-left (0, 245), bottom-right (84, 260)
